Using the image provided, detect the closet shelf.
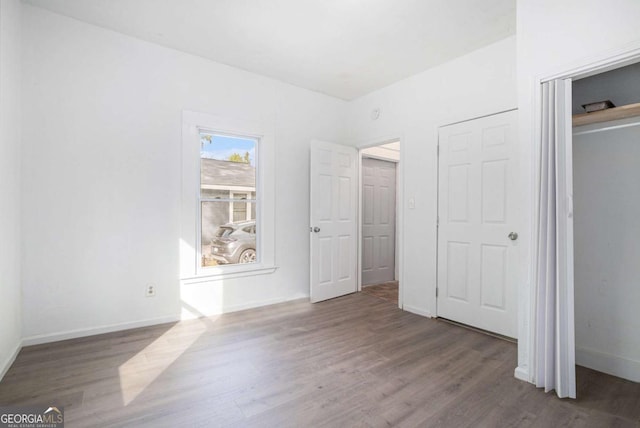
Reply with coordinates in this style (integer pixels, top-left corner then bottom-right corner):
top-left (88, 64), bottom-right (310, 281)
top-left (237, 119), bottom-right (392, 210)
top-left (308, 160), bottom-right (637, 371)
top-left (573, 102), bottom-right (640, 127)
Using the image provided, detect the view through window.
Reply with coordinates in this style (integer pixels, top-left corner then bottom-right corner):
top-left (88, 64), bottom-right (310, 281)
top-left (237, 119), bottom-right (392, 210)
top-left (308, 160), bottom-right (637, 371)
top-left (200, 132), bottom-right (257, 267)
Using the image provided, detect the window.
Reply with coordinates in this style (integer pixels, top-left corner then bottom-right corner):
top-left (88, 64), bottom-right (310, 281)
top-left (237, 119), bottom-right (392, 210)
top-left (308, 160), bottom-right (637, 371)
top-left (199, 132), bottom-right (258, 268)
top-left (181, 110), bottom-right (275, 281)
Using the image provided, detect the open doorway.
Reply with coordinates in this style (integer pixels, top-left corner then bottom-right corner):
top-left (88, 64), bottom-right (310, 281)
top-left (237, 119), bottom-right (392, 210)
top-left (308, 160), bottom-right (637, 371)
top-left (359, 141), bottom-right (400, 306)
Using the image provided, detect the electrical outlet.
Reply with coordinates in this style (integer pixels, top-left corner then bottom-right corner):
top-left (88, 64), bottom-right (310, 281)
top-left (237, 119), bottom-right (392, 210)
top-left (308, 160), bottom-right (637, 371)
top-left (145, 283), bottom-right (156, 297)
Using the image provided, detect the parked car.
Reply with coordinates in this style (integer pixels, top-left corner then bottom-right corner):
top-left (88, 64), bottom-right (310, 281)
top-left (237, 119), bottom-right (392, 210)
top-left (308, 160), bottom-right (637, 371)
top-left (210, 221), bottom-right (256, 264)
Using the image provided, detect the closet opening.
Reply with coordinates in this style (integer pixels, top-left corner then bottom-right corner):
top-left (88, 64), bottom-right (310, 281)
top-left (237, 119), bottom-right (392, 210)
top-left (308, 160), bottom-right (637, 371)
top-left (359, 140), bottom-right (401, 307)
top-left (571, 61), bottom-right (640, 383)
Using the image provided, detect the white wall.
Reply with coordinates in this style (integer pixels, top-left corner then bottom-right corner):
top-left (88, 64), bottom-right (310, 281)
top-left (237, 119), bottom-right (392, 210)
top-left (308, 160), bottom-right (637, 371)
top-left (348, 37), bottom-right (517, 318)
top-left (21, 6), bottom-right (347, 343)
top-left (0, 0), bottom-right (22, 379)
top-left (516, 0), bottom-right (640, 380)
top-left (573, 123), bottom-right (640, 382)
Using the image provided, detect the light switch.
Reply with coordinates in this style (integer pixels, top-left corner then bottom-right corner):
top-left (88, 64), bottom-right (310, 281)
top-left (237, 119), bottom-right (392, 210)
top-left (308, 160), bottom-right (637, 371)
top-left (408, 198), bottom-right (415, 209)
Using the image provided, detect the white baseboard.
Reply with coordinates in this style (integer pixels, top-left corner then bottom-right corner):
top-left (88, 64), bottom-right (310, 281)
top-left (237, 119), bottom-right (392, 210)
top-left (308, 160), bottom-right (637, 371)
top-left (514, 366), bottom-right (530, 382)
top-left (221, 294), bottom-right (309, 313)
top-left (22, 315), bottom-right (180, 347)
top-left (403, 304), bottom-right (432, 318)
top-left (22, 295), bottom-right (311, 347)
top-left (0, 340), bottom-right (22, 382)
top-left (576, 347), bottom-right (640, 382)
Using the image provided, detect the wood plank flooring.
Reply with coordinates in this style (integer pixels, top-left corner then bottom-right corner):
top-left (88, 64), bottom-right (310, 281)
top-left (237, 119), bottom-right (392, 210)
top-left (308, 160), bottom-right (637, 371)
top-left (361, 281), bottom-right (399, 305)
top-left (1, 293), bottom-right (639, 427)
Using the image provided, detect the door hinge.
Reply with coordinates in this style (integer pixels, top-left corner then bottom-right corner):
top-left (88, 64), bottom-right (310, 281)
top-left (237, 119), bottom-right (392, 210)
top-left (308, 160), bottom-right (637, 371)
top-left (437, 144), bottom-right (440, 156)
top-left (437, 216), bottom-right (439, 227)
top-left (436, 287), bottom-right (439, 298)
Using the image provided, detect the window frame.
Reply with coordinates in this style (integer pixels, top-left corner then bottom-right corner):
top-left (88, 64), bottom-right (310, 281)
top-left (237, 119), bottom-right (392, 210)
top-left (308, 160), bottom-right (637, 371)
top-left (181, 111), bottom-right (277, 282)
top-left (197, 130), bottom-right (260, 271)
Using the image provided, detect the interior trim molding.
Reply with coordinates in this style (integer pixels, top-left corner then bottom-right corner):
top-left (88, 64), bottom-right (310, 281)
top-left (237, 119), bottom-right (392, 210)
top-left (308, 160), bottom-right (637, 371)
top-left (180, 294), bottom-right (310, 320)
top-left (403, 305), bottom-right (432, 318)
top-left (22, 315), bottom-right (181, 347)
top-left (576, 347), bottom-right (640, 383)
top-left (22, 294), bottom-right (311, 348)
top-left (514, 366), bottom-right (530, 382)
top-left (541, 42), bottom-right (640, 83)
top-left (0, 340), bottom-right (23, 382)
top-left (181, 266), bottom-right (278, 284)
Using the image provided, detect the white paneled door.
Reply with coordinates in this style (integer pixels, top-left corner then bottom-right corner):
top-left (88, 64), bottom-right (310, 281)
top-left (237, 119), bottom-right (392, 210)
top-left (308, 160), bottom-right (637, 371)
top-left (310, 140), bottom-right (358, 303)
top-left (437, 110), bottom-right (518, 338)
top-left (362, 157), bottom-right (396, 286)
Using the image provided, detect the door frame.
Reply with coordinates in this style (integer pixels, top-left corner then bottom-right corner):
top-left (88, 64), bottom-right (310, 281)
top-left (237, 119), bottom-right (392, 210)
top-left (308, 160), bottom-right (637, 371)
top-left (435, 108), bottom-right (518, 322)
top-left (357, 137), bottom-right (404, 310)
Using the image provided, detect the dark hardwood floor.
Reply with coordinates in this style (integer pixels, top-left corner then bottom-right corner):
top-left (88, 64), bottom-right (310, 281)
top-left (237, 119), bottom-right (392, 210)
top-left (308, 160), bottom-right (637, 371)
top-left (1, 293), bottom-right (638, 427)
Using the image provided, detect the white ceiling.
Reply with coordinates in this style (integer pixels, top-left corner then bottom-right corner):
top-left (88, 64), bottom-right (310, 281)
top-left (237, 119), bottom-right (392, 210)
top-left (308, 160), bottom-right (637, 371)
top-left (24, 0), bottom-right (516, 100)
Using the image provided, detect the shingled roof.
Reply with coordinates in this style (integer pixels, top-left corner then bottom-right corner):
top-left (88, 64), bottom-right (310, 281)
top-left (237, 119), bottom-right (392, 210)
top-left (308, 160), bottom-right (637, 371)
top-left (201, 158), bottom-right (255, 188)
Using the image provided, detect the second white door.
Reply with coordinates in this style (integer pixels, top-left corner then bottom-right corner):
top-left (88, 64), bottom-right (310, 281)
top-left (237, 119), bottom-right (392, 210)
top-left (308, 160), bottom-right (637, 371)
top-left (437, 110), bottom-right (518, 338)
top-left (310, 140), bottom-right (358, 303)
top-left (362, 157), bottom-right (396, 286)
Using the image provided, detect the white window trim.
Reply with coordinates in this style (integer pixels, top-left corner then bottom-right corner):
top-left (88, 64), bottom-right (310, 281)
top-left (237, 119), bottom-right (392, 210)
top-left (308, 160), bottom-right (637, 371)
top-left (201, 184), bottom-right (255, 192)
top-left (180, 110), bottom-right (277, 281)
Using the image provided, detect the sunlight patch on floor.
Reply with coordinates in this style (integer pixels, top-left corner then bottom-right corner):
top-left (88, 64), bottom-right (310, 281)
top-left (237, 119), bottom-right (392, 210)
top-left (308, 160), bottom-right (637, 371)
top-left (118, 318), bottom-right (211, 406)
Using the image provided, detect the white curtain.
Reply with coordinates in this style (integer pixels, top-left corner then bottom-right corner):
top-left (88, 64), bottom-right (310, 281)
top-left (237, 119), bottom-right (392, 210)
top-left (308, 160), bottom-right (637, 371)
top-left (533, 79), bottom-right (576, 399)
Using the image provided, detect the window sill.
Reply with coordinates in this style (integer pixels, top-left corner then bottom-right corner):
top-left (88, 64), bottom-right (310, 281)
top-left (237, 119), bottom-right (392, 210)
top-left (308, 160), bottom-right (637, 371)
top-left (181, 264), bottom-right (278, 284)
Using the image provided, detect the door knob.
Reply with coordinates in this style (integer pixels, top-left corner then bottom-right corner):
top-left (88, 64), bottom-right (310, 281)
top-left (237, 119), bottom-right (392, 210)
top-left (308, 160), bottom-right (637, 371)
top-left (312, 227), bottom-right (320, 233)
top-left (508, 232), bottom-right (518, 241)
